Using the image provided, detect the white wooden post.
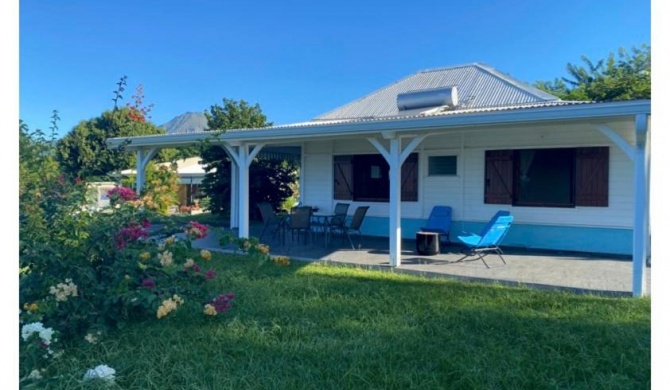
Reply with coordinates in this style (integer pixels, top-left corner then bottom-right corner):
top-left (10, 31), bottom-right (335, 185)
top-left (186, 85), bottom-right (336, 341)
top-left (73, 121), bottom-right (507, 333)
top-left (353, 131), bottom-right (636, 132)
top-left (597, 120), bottom-right (649, 297)
top-left (229, 161), bottom-right (238, 230)
top-left (388, 138), bottom-right (401, 266)
top-left (223, 143), bottom-right (265, 238)
top-left (369, 134), bottom-right (427, 267)
top-left (632, 114), bottom-right (649, 297)
top-left (135, 148), bottom-right (157, 192)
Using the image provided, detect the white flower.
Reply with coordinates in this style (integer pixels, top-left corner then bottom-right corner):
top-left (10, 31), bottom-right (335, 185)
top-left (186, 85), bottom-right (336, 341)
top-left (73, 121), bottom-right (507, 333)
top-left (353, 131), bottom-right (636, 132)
top-left (83, 364), bottom-right (116, 382)
top-left (27, 369), bottom-right (43, 379)
top-left (85, 333), bottom-right (98, 344)
top-left (21, 322), bottom-right (45, 341)
top-left (49, 278), bottom-right (78, 302)
top-left (39, 327), bottom-right (55, 345)
top-left (158, 251), bottom-right (174, 267)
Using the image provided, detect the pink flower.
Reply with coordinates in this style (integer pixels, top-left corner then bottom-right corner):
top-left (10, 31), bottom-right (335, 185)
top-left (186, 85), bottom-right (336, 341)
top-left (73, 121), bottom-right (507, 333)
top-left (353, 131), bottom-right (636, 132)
top-left (211, 293), bottom-right (235, 314)
top-left (205, 269), bottom-right (216, 280)
top-left (114, 223), bottom-right (149, 249)
top-left (184, 221), bottom-right (209, 239)
top-left (141, 278), bottom-right (155, 289)
top-left (107, 186), bottom-right (137, 203)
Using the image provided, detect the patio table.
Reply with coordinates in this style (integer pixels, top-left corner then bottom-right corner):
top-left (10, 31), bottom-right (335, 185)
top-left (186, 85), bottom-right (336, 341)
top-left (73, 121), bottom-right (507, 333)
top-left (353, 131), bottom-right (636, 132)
top-left (312, 213), bottom-right (337, 247)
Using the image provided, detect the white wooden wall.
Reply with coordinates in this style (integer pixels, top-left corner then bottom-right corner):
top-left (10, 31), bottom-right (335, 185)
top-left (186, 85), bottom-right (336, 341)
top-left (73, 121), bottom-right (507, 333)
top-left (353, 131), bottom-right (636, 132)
top-left (300, 119), bottom-right (635, 229)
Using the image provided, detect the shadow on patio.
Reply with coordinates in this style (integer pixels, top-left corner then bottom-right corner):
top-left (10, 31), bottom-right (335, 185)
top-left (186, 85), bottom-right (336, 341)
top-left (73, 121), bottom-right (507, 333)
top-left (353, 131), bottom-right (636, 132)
top-left (192, 222), bottom-right (651, 297)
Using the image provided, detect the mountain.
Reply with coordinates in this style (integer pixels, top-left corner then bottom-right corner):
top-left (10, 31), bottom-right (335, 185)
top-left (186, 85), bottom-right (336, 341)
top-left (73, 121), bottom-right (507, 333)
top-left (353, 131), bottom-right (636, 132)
top-left (160, 112), bottom-right (209, 134)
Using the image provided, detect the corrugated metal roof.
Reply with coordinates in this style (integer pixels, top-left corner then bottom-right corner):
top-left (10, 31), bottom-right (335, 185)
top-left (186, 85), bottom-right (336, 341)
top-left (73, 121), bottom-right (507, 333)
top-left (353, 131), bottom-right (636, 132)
top-left (111, 101), bottom-right (591, 142)
top-left (313, 63), bottom-right (562, 121)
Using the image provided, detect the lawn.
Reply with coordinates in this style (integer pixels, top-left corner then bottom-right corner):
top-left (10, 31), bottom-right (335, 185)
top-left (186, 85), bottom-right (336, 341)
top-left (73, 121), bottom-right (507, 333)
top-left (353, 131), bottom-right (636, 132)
top-left (46, 251), bottom-right (650, 390)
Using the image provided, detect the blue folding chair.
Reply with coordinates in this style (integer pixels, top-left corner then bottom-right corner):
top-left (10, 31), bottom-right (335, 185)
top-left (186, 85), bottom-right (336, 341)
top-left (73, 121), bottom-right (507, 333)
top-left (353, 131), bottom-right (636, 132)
top-left (420, 206), bottom-right (452, 244)
top-left (456, 213), bottom-right (513, 268)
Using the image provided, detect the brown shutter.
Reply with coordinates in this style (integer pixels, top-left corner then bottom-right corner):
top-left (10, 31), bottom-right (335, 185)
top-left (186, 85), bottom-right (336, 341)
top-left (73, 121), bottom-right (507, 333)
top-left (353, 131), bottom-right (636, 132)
top-left (484, 150), bottom-right (513, 204)
top-left (401, 153), bottom-right (418, 201)
top-left (333, 155), bottom-right (354, 200)
top-left (575, 147), bottom-right (609, 207)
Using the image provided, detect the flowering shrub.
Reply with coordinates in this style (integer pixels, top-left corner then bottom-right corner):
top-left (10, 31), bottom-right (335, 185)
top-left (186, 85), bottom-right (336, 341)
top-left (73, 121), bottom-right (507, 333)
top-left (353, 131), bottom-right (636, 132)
top-left (139, 163), bottom-right (180, 215)
top-left (19, 131), bottom-right (236, 381)
top-left (203, 293), bottom-right (236, 316)
top-left (185, 221), bottom-right (209, 239)
top-left (19, 322), bottom-right (61, 383)
top-left (272, 256), bottom-right (291, 266)
top-left (107, 186), bottom-right (137, 204)
top-left (115, 221), bottom-right (150, 249)
top-left (218, 232), bottom-right (272, 264)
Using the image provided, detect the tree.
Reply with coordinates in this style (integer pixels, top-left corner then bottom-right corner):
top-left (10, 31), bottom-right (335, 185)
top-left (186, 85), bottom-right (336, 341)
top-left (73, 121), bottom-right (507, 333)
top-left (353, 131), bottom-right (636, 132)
top-left (55, 78), bottom-right (173, 180)
top-left (199, 99), bottom-right (298, 218)
top-left (534, 44), bottom-right (650, 102)
top-left (55, 107), bottom-right (165, 180)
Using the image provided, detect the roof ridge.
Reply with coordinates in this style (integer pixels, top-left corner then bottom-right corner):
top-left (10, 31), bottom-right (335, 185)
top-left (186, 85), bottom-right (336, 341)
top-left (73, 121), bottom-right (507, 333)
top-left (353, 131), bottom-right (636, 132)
top-left (416, 62), bottom-right (484, 74)
top-left (472, 63), bottom-right (562, 102)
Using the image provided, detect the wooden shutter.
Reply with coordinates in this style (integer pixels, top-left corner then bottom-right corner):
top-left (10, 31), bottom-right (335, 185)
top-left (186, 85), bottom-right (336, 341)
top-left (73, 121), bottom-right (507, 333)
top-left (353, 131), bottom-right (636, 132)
top-left (401, 153), bottom-right (418, 201)
top-left (575, 147), bottom-right (609, 207)
top-left (333, 155), bottom-right (354, 200)
top-left (484, 150), bottom-right (513, 204)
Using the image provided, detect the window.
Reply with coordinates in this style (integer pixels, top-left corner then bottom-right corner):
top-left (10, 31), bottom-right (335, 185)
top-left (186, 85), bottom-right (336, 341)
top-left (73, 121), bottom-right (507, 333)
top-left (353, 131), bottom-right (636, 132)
top-left (484, 147), bottom-right (609, 208)
top-left (428, 155), bottom-right (457, 176)
top-left (333, 153), bottom-right (418, 202)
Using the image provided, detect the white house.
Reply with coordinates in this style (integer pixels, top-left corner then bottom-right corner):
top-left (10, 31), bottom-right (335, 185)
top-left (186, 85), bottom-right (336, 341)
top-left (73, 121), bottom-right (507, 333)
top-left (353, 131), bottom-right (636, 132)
top-left (107, 63), bottom-right (651, 296)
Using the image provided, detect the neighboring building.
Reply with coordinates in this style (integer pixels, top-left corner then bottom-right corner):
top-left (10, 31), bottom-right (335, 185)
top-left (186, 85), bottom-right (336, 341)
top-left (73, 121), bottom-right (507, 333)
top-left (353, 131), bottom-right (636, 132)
top-left (120, 157), bottom-right (206, 208)
top-left (85, 182), bottom-right (118, 211)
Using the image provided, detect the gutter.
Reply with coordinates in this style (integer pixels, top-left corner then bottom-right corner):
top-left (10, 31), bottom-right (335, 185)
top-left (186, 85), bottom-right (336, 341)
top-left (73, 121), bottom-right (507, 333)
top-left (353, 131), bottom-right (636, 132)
top-left (107, 100), bottom-right (651, 150)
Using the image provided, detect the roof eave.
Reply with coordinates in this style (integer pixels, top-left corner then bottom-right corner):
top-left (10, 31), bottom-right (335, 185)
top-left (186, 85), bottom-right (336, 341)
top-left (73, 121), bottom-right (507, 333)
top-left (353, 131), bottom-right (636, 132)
top-left (107, 100), bottom-right (651, 150)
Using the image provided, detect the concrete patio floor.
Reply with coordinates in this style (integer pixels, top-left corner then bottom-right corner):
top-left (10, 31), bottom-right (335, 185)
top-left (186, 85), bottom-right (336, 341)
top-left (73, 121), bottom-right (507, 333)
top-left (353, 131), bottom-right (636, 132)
top-left (191, 223), bottom-right (652, 297)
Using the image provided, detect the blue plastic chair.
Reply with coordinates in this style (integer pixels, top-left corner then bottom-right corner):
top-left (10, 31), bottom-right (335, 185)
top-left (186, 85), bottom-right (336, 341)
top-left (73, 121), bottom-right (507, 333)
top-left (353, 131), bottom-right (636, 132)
top-left (420, 206), bottom-right (452, 244)
top-left (456, 213), bottom-right (514, 268)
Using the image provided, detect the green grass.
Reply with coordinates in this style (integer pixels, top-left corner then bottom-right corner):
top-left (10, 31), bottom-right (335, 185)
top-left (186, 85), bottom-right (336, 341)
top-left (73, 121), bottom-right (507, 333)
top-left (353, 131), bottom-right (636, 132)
top-left (45, 253), bottom-right (650, 390)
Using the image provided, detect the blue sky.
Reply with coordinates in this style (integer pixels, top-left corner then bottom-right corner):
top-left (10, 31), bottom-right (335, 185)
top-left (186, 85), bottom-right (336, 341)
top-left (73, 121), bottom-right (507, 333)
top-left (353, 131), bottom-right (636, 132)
top-left (20, 0), bottom-right (650, 137)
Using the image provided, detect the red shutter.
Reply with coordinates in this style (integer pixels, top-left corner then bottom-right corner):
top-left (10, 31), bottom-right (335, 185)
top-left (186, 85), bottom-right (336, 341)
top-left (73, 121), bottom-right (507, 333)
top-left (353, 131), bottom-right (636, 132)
top-left (333, 155), bottom-right (354, 200)
top-left (401, 153), bottom-right (418, 202)
top-left (484, 150), bottom-right (513, 204)
top-left (575, 147), bottom-right (609, 207)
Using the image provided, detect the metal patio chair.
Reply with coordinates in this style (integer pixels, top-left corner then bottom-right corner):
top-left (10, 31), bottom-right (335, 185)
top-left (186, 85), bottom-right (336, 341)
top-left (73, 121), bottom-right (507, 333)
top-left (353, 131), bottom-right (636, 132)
top-left (330, 206), bottom-right (369, 250)
top-left (286, 206), bottom-right (313, 247)
top-left (456, 212), bottom-right (514, 268)
top-left (257, 202), bottom-right (283, 241)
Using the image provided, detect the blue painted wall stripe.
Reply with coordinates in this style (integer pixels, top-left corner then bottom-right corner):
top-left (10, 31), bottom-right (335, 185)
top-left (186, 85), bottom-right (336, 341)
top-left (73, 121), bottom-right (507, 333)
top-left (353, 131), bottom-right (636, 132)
top-left (359, 216), bottom-right (632, 255)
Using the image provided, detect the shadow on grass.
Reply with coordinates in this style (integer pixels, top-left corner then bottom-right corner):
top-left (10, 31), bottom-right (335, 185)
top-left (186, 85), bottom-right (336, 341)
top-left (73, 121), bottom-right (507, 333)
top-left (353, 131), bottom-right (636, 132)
top-left (74, 255), bottom-right (650, 390)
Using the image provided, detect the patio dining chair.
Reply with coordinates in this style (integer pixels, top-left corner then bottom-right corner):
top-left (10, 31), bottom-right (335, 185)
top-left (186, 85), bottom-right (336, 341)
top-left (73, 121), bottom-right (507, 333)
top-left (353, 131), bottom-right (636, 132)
top-left (330, 206), bottom-right (369, 250)
top-left (327, 202), bottom-right (350, 231)
top-left (257, 202), bottom-right (284, 242)
top-left (287, 206), bottom-right (313, 247)
top-left (456, 212), bottom-right (514, 268)
top-left (419, 205), bottom-right (452, 244)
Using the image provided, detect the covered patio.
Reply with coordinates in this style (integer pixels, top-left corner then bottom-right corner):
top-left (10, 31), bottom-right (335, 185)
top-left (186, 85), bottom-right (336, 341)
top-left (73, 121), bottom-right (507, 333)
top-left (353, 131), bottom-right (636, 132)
top-left (191, 223), bottom-right (652, 297)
